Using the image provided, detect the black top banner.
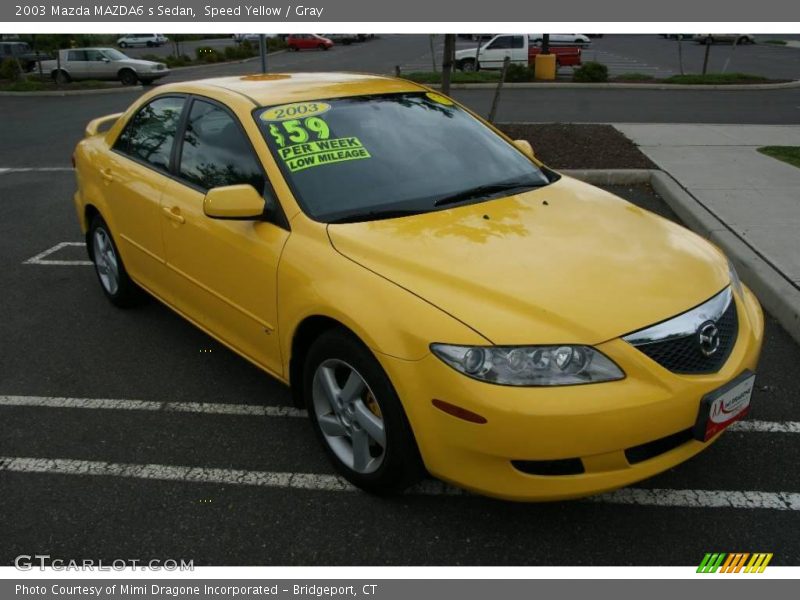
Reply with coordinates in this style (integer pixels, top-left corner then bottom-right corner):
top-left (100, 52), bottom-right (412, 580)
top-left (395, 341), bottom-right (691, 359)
top-left (3, 0), bottom-right (800, 22)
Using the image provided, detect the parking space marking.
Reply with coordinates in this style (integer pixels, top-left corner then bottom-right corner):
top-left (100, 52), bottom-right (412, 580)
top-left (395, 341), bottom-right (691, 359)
top-left (1, 455), bottom-right (799, 509)
top-left (593, 488), bottom-right (800, 511)
top-left (0, 395), bottom-right (305, 418)
top-left (0, 167), bottom-right (74, 174)
top-left (23, 242), bottom-right (92, 266)
top-left (1, 395), bottom-right (796, 433)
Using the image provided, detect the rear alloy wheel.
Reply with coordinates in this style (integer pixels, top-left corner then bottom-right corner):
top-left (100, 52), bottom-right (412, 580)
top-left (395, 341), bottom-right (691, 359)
top-left (119, 69), bottom-right (138, 86)
top-left (119, 42), bottom-right (128, 49)
top-left (53, 70), bottom-right (70, 85)
top-left (88, 215), bottom-right (143, 308)
top-left (460, 58), bottom-right (477, 72)
top-left (304, 329), bottom-right (423, 493)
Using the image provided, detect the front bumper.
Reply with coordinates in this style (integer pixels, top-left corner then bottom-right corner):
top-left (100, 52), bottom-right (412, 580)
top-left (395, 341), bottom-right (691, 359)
top-left (382, 285), bottom-right (764, 501)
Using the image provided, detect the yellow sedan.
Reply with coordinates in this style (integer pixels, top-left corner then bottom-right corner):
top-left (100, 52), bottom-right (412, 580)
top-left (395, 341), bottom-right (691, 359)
top-left (72, 73), bottom-right (764, 501)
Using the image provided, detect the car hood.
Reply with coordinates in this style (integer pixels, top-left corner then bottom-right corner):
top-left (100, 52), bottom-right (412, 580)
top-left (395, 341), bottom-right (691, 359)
top-left (327, 176), bottom-right (729, 345)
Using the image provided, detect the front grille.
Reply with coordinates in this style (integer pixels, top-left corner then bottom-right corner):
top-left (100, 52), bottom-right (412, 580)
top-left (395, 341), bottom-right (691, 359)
top-left (625, 428), bottom-right (693, 465)
top-left (635, 300), bottom-right (738, 374)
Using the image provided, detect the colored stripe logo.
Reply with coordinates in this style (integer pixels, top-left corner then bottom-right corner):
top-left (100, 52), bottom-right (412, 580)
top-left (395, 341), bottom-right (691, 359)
top-left (697, 553), bottom-right (773, 573)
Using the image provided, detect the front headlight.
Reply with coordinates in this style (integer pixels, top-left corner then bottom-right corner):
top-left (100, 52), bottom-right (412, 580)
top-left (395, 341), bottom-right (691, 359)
top-left (430, 344), bottom-right (625, 386)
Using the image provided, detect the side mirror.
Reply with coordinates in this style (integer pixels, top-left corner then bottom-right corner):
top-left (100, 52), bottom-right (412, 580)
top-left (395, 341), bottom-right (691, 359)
top-left (513, 139), bottom-right (536, 160)
top-left (102, 58), bottom-right (110, 62)
top-left (203, 184), bottom-right (265, 220)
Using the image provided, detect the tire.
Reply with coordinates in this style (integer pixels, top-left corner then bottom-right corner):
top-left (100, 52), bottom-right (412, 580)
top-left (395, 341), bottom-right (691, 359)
top-left (705, 36), bottom-right (714, 45)
top-left (319, 44), bottom-right (329, 51)
top-left (119, 42), bottom-right (128, 49)
top-left (53, 69), bottom-right (70, 84)
top-left (304, 328), bottom-right (424, 494)
top-left (290, 45), bottom-right (299, 51)
top-left (738, 36), bottom-right (751, 45)
top-left (146, 41), bottom-right (154, 47)
top-left (87, 215), bottom-right (143, 308)
top-left (460, 58), bottom-right (477, 72)
top-left (118, 69), bottom-right (138, 86)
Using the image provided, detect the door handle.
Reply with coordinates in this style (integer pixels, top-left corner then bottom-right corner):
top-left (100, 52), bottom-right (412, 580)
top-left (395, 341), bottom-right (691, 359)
top-left (100, 168), bottom-right (113, 183)
top-left (162, 206), bottom-right (185, 224)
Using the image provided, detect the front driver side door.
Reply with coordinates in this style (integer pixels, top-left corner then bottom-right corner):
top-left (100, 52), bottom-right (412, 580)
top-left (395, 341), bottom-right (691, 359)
top-left (159, 97), bottom-right (289, 377)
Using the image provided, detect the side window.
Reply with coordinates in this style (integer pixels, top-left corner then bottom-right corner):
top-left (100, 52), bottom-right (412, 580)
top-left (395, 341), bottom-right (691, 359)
top-left (68, 50), bottom-right (87, 61)
top-left (86, 49), bottom-right (105, 61)
top-left (114, 96), bottom-right (185, 171)
top-left (511, 36), bottom-right (524, 49)
top-left (178, 100), bottom-right (265, 194)
top-left (487, 36), bottom-right (511, 49)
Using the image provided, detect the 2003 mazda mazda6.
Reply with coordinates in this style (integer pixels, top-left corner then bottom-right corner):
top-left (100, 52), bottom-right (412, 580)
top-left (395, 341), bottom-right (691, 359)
top-left (72, 73), bottom-right (764, 500)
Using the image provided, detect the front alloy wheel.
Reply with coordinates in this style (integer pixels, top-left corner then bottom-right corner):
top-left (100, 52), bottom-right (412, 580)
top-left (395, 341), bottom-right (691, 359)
top-left (312, 359), bottom-right (386, 474)
top-left (304, 329), bottom-right (423, 493)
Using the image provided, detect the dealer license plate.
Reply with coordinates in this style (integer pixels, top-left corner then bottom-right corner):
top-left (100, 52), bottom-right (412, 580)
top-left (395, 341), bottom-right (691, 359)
top-left (692, 371), bottom-right (755, 442)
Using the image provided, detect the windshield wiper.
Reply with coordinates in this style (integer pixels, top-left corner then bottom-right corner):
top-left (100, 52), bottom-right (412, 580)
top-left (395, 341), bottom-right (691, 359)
top-left (433, 180), bottom-right (547, 207)
top-left (327, 208), bottom-right (426, 224)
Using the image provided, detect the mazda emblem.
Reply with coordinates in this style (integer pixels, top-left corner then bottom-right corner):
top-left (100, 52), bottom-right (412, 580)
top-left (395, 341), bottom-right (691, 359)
top-left (697, 321), bottom-right (721, 357)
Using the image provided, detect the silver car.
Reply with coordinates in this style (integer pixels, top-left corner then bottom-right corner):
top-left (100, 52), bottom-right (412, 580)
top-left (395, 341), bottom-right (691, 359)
top-left (693, 34), bottom-right (755, 45)
top-left (117, 34), bottom-right (168, 48)
top-left (40, 48), bottom-right (170, 86)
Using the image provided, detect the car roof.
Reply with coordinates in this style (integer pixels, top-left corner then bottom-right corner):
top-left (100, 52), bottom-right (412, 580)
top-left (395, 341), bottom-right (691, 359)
top-left (155, 72), bottom-right (427, 106)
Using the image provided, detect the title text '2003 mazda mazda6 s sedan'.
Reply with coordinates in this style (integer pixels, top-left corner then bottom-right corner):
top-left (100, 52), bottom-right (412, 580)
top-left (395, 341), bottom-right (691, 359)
top-left (72, 73), bottom-right (764, 501)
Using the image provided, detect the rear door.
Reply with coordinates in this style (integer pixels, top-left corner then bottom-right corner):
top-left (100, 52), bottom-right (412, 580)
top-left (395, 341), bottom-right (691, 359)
top-left (85, 49), bottom-right (114, 79)
top-left (509, 35), bottom-right (527, 64)
top-left (104, 95), bottom-right (187, 297)
top-left (158, 97), bottom-right (289, 375)
top-left (65, 50), bottom-right (90, 78)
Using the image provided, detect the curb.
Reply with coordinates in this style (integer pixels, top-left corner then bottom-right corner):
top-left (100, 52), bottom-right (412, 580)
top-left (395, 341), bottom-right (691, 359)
top-left (0, 85), bottom-right (143, 97)
top-left (427, 80), bottom-right (800, 91)
top-left (565, 168), bottom-right (800, 345)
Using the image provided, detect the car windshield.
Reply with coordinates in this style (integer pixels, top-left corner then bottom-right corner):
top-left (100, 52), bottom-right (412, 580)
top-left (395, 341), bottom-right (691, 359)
top-left (255, 92), bottom-right (551, 223)
top-left (102, 49), bottom-right (129, 61)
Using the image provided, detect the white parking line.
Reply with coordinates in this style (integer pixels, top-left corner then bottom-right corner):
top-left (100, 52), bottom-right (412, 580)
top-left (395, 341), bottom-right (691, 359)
top-left (0, 456), bottom-right (798, 509)
top-left (23, 242), bottom-right (92, 266)
top-left (0, 395), bottom-right (306, 418)
top-left (1, 394), bottom-right (796, 433)
top-left (0, 167), bottom-right (74, 174)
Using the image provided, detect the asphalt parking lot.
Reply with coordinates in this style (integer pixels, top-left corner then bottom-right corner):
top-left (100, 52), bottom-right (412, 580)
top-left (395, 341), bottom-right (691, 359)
top-left (1, 151), bottom-right (800, 564)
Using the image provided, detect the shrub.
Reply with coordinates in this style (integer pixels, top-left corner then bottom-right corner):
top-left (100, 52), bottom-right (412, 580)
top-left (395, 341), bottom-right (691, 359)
top-left (164, 54), bottom-right (192, 68)
top-left (505, 63), bottom-right (535, 82)
top-left (195, 46), bottom-right (221, 63)
top-left (0, 58), bottom-right (23, 81)
top-left (573, 61), bottom-right (608, 83)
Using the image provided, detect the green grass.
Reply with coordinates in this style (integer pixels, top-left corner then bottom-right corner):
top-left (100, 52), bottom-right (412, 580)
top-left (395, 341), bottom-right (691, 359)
top-left (757, 146), bottom-right (800, 169)
top-left (662, 73), bottom-right (770, 85)
top-left (613, 72), bottom-right (656, 82)
top-left (403, 70), bottom-right (500, 84)
top-left (763, 40), bottom-right (788, 45)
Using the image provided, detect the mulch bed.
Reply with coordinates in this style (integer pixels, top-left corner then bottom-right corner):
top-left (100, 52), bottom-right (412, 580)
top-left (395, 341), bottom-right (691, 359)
top-left (496, 123), bottom-right (657, 169)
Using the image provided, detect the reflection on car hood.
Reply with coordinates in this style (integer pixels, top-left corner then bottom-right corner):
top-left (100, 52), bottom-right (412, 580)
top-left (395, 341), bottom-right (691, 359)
top-left (328, 176), bottom-right (729, 345)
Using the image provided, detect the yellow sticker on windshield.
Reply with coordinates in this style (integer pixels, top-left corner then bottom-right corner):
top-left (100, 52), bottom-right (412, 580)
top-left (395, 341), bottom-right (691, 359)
top-left (425, 92), bottom-right (454, 106)
top-left (279, 136), bottom-right (371, 172)
top-left (260, 101), bottom-right (331, 122)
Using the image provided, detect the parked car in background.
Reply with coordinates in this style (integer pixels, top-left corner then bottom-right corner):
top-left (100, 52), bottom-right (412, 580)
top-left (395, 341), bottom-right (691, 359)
top-left (116, 34), bottom-right (168, 48)
top-left (287, 34), bottom-right (334, 51)
top-left (325, 34), bottom-right (360, 45)
top-left (530, 33), bottom-right (591, 46)
top-left (40, 48), bottom-right (169, 85)
top-left (0, 40), bottom-right (51, 72)
top-left (455, 34), bottom-right (581, 71)
top-left (233, 34), bottom-right (278, 43)
top-left (693, 34), bottom-right (755, 45)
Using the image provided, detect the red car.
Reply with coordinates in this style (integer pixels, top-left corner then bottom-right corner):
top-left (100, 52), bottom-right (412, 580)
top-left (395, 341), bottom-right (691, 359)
top-left (529, 45), bottom-right (582, 67)
top-left (287, 34), bottom-right (334, 51)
